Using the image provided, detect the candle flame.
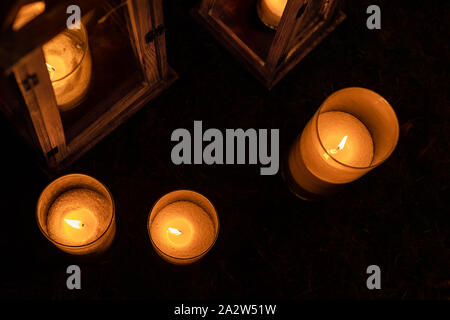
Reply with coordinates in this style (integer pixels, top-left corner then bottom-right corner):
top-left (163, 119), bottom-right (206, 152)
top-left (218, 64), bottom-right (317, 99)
top-left (338, 136), bottom-right (348, 150)
top-left (64, 219), bottom-right (84, 229)
top-left (168, 227), bottom-right (182, 235)
top-left (329, 136), bottom-right (348, 154)
top-left (46, 63), bottom-right (56, 78)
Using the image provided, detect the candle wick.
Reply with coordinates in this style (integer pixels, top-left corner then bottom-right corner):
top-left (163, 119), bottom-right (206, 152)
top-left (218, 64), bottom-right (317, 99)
top-left (46, 63), bottom-right (56, 72)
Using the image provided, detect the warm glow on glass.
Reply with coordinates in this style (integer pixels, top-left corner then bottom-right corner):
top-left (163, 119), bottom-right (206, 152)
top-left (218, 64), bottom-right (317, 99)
top-left (257, 0), bottom-right (288, 29)
top-left (12, 1), bottom-right (46, 31)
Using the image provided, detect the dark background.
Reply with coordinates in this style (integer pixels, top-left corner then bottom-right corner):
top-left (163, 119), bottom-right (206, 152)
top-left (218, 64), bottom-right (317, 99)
top-left (0, 0), bottom-right (448, 300)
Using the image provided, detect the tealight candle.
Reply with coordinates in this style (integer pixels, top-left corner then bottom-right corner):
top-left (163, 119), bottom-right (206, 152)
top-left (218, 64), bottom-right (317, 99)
top-left (37, 174), bottom-right (115, 255)
top-left (284, 87), bottom-right (399, 200)
top-left (148, 190), bottom-right (219, 265)
top-left (257, 0), bottom-right (288, 29)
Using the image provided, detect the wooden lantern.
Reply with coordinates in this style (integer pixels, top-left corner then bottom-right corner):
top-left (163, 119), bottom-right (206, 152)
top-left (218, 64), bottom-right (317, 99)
top-left (0, 0), bottom-right (177, 171)
top-left (194, 0), bottom-right (345, 89)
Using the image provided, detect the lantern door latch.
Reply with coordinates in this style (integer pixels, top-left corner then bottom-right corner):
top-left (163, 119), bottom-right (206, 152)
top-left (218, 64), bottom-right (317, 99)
top-left (21, 73), bottom-right (39, 91)
top-left (145, 25), bottom-right (165, 43)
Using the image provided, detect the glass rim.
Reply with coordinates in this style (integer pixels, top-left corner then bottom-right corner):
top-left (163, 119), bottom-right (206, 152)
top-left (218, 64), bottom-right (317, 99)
top-left (36, 173), bottom-right (116, 249)
top-left (314, 87), bottom-right (400, 170)
top-left (46, 23), bottom-right (89, 83)
top-left (256, 0), bottom-right (279, 30)
top-left (147, 189), bottom-right (220, 262)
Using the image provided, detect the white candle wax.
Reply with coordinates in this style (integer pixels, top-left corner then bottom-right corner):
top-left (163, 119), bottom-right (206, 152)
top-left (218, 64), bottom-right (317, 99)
top-left (12, 1), bottom-right (46, 31)
top-left (47, 188), bottom-right (111, 246)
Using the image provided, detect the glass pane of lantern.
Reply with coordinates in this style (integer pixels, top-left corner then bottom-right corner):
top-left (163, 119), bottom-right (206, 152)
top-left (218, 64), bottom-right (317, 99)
top-left (209, 0), bottom-right (277, 61)
top-left (42, 0), bottom-right (149, 144)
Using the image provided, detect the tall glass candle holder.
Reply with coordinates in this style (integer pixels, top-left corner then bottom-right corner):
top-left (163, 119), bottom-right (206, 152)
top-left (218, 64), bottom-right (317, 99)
top-left (284, 87), bottom-right (399, 200)
top-left (148, 190), bottom-right (219, 265)
top-left (37, 174), bottom-right (115, 255)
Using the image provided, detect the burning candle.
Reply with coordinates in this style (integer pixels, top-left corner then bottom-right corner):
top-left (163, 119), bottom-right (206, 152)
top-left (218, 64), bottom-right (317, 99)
top-left (13, 1), bottom-right (92, 111)
top-left (37, 174), bottom-right (115, 255)
top-left (257, 0), bottom-right (288, 29)
top-left (42, 24), bottom-right (92, 111)
top-left (318, 112), bottom-right (374, 167)
top-left (284, 87), bottom-right (399, 200)
top-left (148, 190), bottom-right (219, 265)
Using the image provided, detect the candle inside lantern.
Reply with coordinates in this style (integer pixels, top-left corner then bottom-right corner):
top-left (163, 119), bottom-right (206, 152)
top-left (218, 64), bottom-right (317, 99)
top-left (13, 2), bottom-right (92, 111)
top-left (37, 174), bottom-right (115, 255)
top-left (284, 87), bottom-right (399, 200)
top-left (257, 0), bottom-right (288, 29)
top-left (42, 24), bottom-right (92, 111)
top-left (148, 191), bottom-right (219, 265)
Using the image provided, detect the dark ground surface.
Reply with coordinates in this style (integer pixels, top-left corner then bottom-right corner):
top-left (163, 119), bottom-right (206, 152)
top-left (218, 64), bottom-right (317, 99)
top-left (0, 0), bottom-right (448, 300)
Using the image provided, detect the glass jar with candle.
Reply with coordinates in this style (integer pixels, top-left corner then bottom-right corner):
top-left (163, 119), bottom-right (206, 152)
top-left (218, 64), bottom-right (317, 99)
top-left (284, 87), bottom-right (400, 200)
top-left (36, 174), bottom-right (115, 255)
top-left (257, 0), bottom-right (288, 29)
top-left (148, 190), bottom-right (219, 265)
top-left (42, 23), bottom-right (92, 112)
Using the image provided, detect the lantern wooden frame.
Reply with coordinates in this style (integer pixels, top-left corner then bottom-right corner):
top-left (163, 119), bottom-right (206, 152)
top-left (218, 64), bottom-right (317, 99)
top-left (194, 0), bottom-right (345, 89)
top-left (0, 0), bottom-right (177, 171)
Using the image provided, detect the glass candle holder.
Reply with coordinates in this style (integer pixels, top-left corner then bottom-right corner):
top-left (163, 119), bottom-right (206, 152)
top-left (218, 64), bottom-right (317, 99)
top-left (257, 0), bottom-right (288, 30)
top-left (36, 174), bottom-right (115, 255)
top-left (148, 190), bottom-right (219, 265)
top-left (284, 87), bottom-right (399, 200)
top-left (42, 23), bottom-right (92, 112)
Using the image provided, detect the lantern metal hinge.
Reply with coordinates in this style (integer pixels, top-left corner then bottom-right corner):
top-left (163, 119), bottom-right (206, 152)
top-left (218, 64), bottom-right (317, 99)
top-left (21, 73), bottom-right (39, 91)
top-left (46, 146), bottom-right (59, 158)
top-left (145, 25), bottom-right (165, 43)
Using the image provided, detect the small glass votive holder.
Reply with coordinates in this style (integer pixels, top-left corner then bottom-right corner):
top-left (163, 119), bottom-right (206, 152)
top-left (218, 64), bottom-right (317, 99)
top-left (148, 190), bottom-right (219, 265)
top-left (36, 174), bottom-right (116, 255)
